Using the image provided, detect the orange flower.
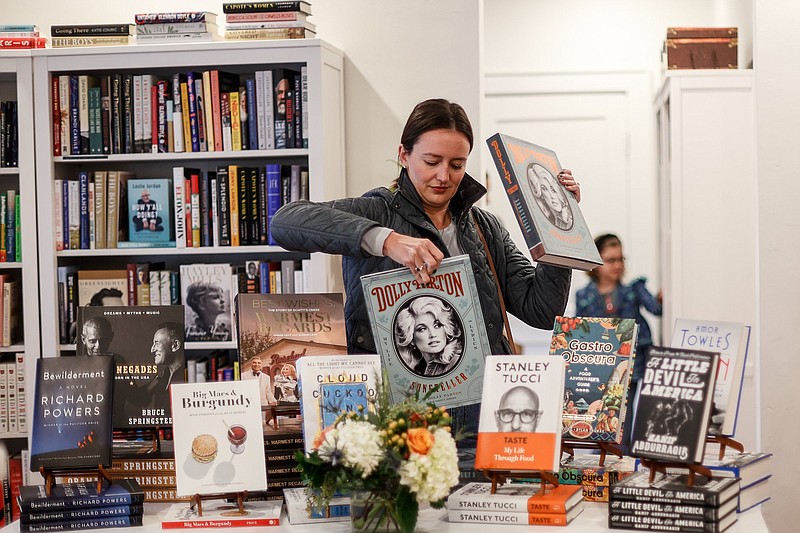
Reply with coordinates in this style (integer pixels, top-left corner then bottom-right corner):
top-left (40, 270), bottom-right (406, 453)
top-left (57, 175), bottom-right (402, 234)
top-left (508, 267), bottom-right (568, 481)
top-left (406, 427), bottom-right (435, 455)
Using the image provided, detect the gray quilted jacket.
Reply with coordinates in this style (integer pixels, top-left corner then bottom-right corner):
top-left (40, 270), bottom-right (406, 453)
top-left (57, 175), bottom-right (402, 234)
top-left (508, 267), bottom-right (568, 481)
top-left (270, 170), bottom-right (572, 355)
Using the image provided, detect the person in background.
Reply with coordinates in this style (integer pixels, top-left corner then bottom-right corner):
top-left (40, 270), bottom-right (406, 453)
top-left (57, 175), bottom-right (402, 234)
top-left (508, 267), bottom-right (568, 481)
top-left (575, 233), bottom-right (662, 449)
top-left (270, 98), bottom-right (581, 441)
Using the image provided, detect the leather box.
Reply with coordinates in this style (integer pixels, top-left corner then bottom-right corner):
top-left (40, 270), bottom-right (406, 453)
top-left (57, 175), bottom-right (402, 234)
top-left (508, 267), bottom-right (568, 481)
top-left (664, 27), bottom-right (738, 69)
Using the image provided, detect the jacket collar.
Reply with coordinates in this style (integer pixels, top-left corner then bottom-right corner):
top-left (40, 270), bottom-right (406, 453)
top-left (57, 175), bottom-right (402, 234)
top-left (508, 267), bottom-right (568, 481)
top-left (394, 168), bottom-right (487, 219)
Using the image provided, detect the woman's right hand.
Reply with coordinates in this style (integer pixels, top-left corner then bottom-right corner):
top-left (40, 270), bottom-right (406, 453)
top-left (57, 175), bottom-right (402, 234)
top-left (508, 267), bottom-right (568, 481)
top-left (383, 231), bottom-right (444, 285)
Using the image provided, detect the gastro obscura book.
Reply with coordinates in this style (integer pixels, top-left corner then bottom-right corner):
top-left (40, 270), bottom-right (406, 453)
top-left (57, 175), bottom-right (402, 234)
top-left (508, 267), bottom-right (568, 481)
top-left (30, 356), bottom-right (114, 471)
top-left (486, 133), bottom-right (602, 270)
top-left (360, 255), bottom-right (491, 409)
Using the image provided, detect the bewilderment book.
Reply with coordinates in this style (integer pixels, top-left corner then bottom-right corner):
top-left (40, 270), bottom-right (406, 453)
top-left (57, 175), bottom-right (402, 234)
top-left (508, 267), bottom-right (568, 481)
top-left (20, 515), bottom-right (143, 532)
top-left (486, 133), bottom-right (602, 270)
top-left (474, 355), bottom-right (566, 473)
top-left (360, 255), bottom-right (491, 409)
top-left (629, 346), bottom-right (719, 464)
top-left (161, 499), bottom-right (280, 528)
top-left (671, 319), bottom-right (751, 437)
top-left (30, 356), bottom-right (114, 471)
top-left (549, 316), bottom-right (638, 444)
top-left (18, 479), bottom-right (144, 513)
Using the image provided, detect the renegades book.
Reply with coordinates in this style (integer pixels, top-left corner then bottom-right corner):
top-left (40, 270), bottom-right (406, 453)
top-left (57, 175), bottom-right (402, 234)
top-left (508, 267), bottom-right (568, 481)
top-left (18, 479), bottom-right (145, 512)
top-left (549, 316), bottom-right (638, 444)
top-left (360, 255), bottom-right (491, 409)
top-left (486, 133), bottom-right (602, 271)
top-left (610, 471), bottom-right (739, 506)
top-left (296, 354), bottom-right (380, 453)
top-left (629, 346), bottom-right (719, 464)
top-left (30, 356), bottom-right (114, 471)
top-left (474, 355), bottom-right (565, 472)
top-left (670, 319), bottom-right (751, 437)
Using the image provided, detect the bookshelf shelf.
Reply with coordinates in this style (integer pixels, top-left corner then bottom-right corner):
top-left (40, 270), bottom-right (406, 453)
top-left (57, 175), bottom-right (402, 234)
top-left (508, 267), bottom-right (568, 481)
top-left (56, 148), bottom-right (308, 164)
top-left (57, 245), bottom-right (301, 258)
top-left (0, 263), bottom-right (22, 270)
top-left (0, 168), bottom-right (19, 175)
top-left (0, 345), bottom-right (24, 353)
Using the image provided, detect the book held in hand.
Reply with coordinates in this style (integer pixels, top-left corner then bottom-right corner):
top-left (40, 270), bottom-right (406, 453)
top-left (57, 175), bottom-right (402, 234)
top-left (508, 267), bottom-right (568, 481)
top-left (30, 356), bottom-right (115, 471)
top-left (474, 355), bottom-right (565, 473)
top-left (549, 316), bottom-right (638, 444)
top-left (486, 132), bottom-right (602, 270)
top-left (670, 319), bottom-right (751, 437)
top-left (360, 254), bottom-right (491, 409)
top-left (629, 346), bottom-right (719, 464)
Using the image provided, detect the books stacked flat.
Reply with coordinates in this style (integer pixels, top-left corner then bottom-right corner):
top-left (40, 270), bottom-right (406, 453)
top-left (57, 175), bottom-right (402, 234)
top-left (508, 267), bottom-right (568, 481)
top-left (134, 12), bottom-right (219, 44)
top-left (18, 480), bottom-right (144, 532)
top-left (0, 25), bottom-right (46, 49)
top-left (223, 1), bottom-right (316, 41)
top-left (283, 487), bottom-right (350, 525)
top-left (556, 454), bottom-right (636, 503)
top-left (609, 471), bottom-right (740, 532)
top-left (50, 24), bottom-right (134, 48)
top-left (446, 482), bottom-right (584, 526)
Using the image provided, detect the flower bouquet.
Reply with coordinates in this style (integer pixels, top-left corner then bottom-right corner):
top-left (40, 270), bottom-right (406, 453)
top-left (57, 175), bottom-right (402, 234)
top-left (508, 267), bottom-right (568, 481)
top-left (295, 383), bottom-right (460, 533)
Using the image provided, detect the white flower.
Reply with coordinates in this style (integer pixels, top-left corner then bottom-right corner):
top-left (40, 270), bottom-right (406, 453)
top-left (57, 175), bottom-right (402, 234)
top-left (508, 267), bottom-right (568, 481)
top-left (398, 427), bottom-right (460, 503)
top-left (318, 419), bottom-right (383, 478)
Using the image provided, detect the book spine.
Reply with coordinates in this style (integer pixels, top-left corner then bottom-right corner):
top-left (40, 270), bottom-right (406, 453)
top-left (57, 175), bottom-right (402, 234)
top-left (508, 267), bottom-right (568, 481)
top-left (607, 512), bottom-right (725, 532)
top-left (0, 37), bottom-right (47, 49)
top-left (293, 73), bottom-right (302, 149)
top-left (186, 72), bottom-right (201, 153)
top-left (210, 177), bottom-right (220, 247)
top-left (216, 167), bottom-right (230, 246)
top-left (220, 92), bottom-right (232, 151)
top-left (123, 74), bottom-right (134, 154)
top-left (180, 81), bottom-right (191, 153)
top-left (229, 91), bottom-right (242, 150)
top-left (142, 75), bottom-right (155, 153)
top-left (248, 167), bottom-right (259, 244)
top-left (199, 172), bottom-right (211, 247)
top-left (156, 80), bottom-right (168, 153)
top-left (262, 70), bottom-right (275, 149)
top-left (0, 365), bottom-right (8, 432)
top-left (134, 12), bottom-right (213, 24)
top-left (58, 76), bottom-right (70, 156)
top-left (51, 77), bottom-right (61, 156)
top-left (22, 505), bottom-right (144, 523)
top-left (210, 71), bottom-right (223, 152)
top-left (5, 190), bottom-right (15, 260)
top-left (68, 181), bottom-right (80, 250)
top-left (224, 27), bottom-right (310, 40)
top-left (132, 75), bottom-right (143, 153)
top-left (266, 164), bottom-right (281, 245)
top-left (100, 76), bottom-right (111, 154)
top-left (448, 510), bottom-right (572, 526)
top-left (111, 75), bottom-right (122, 154)
top-left (201, 71), bottom-right (215, 152)
top-left (190, 173), bottom-right (201, 247)
top-left (228, 165), bottom-right (240, 246)
top-left (51, 24), bottom-right (132, 36)
top-left (238, 84), bottom-right (249, 150)
top-left (195, 78), bottom-right (207, 151)
top-left (222, 2), bottom-right (310, 14)
top-left (238, 165), bottom-right (248, 244)
top-left (609, 487), bottom-right (722, 506)
top-left (135, 21), bottom-right (212, 35)
top-left (301, 65), bottom-right (308, 148)
top-left (245, 78), bottom-right (258, 150)
top-left (69, 75), bottom-right (79, 155)
top-left (78, 172), bottom-right (90, 249)
top-left (255, 71), bottom-right (266, 150)
top-left (171, 74), bottom-right (184, 152)
top-left (14, 354), bottom-right (25, 431)
top-left (20, 515), bottom-right (143, 531)
top-left (225, 12), bottom-right (305, 22)
top-left (257, 167), bottom-right (268, 244)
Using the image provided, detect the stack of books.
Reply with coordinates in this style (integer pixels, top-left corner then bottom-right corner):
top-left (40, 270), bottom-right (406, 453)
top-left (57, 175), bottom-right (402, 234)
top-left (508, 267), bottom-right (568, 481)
top-left (18, 480), bottom-right (145, 532)
top-left (223, 1), bottom-right (316, 41)
top-left (446, 482), bottom-right (585, 526)
top-left (50, 24), bottom-right (134, 48)
top-left (0, 25), bottom-right (46, 49)
top-left (134, 12), bottom-right (219, 44)
top-left (609, 471), bottom-right (740, 532)
top-left (557, 454), bottom-right (636, 503)
top-left (283, 487), bottom-right (350, 525)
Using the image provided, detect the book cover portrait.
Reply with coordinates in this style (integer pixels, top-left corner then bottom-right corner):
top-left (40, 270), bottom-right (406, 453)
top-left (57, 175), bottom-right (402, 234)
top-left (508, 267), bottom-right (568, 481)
top-left (180, 263), bottom-right (233, 342)
top-left (30, 356), bottom-right (115, 471)
top-left (361, 255), bottom-right (490, 409)
top-left (127, 178), bottom-right (172, 243)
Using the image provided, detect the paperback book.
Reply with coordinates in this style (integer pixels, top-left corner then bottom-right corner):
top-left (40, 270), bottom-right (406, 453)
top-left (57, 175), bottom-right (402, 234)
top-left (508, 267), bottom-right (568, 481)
top-left (30, 356), bottom-right (115, 471)
top-left (76, 305), bottom-right (185, 428)
top-left (170, 380), bottom-right (267, 496)
top-left (127, 178), bottom-right (172, 244)
top-left (610, 471), bottom-right (740, 506)
top-left (475, 355), bottom-right (566, 472)
top-left (360, 254), bottom-right (491, 409)
top-left (161, 499), bottom-right (281, 528)
top-left (549, 316), bottom-right (638, 443)
top-left (296, 354), bottom-right (380, 452)
top-left (629, 346), bottom-right (719, 464)
top-left (671, 319), bottom-right (751, 436)
top-left (18, 479), bottom-right (145, 513)
top-left (180, 263), bottom-right (233, 342)
top-left (485, 133), bottom-right (602, 270)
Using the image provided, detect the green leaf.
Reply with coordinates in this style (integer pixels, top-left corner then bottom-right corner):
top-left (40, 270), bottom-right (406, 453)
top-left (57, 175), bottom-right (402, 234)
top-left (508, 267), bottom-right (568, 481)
top-left (395, 486), bottom-right (418, 533)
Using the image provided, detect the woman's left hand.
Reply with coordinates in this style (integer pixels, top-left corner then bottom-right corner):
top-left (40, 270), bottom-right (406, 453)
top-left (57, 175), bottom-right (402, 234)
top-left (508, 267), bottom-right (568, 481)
top-left (558, 168), bottom-right (581, 203)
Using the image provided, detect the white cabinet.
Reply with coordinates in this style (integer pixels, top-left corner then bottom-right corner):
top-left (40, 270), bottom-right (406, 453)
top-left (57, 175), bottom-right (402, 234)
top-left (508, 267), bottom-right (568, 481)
top-left (654, 70), bottom-right (759, 450)
top-left (31, 40), bottom-right (345, 357)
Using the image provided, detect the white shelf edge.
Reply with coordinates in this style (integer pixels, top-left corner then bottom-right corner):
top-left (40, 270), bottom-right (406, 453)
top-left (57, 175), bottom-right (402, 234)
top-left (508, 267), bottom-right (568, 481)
top-left (56, 148), bottom-right (308, 163)
top-left (57, 245), bottom-right (294, 257)
top-left (0, 344), bottom-right (24, 352)
top-left (0, 262), bottom-right (22, 269)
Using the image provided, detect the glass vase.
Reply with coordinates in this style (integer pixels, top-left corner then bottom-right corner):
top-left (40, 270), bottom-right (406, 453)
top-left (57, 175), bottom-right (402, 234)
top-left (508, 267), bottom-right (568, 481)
top-left (349, 489), bottom-right (403, 532)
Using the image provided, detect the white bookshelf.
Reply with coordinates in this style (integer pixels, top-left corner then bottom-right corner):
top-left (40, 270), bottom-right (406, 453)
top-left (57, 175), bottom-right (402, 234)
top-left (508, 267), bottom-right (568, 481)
top-left (31, 39), bottom-right (346, 357)
top-left (0, 52), bottom-right (39, 443)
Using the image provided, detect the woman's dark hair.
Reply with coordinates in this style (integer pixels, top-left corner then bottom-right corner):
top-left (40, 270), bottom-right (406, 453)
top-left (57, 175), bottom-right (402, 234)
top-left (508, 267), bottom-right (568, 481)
top-left (400, 98), bottom-right (474, 155)
top-left (587, 233), bottom-right (622, 281)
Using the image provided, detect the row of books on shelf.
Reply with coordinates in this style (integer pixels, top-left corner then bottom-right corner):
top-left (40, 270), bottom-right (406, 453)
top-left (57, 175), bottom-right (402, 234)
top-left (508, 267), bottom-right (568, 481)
top-left (58, 259), bottom-right (312, 345)
top-left (0, 102), bottom-right (17, 168)
top-left (51, 65), bottom-right (308, 157)
top-left (0, 275), bottom-right (20, 347)
top-left (0, 354), bottom-right (25, 434)
top-left (54, 164), bottom-right (308, 251)
top-left (0, 191), bottom-right (20, 262)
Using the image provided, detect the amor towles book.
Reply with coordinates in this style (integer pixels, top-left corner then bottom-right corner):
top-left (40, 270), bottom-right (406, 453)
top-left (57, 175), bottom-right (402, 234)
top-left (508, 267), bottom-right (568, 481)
top-left (126, 178), bottom-right (173, 244)
top-left (30, 356), bottom-right (114, 471)
top-left (360, 255), bottom-right (491, 409)
top-left (671, 319), bottom-right (751, 437)
top-left (170, 380), bottom-right (267, 496)
top-left (629, 346), bottom-right (719, 464)
top-left (485, 132), bottom-right (602, 271)
top-left (161, 500), bottom-right (281, 528)
top-left (474, 354), bottom-right (565, 473)
top-left (296, 354), bottom-right (380, 453)
top-left (549, 316), bottom-right (638, 444)
top-left (76, 305), bottom-right (185, 428)
top-left (180, 263), bottom-right (233, 342)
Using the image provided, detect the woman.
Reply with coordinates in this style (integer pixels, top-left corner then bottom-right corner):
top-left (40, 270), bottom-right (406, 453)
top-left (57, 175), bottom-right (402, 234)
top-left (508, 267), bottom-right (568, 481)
top-left (271, 98), bottom-right (580, 435)
top-left (274, 363), bottom-right (299, 403)
top-left (185, 281), bottom-right (230, 341)
top-left (395, 296), bottom-right (463, 377)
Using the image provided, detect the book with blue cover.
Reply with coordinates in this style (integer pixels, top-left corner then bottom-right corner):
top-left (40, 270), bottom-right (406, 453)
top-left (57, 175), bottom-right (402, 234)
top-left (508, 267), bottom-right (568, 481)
top-left (126, 178), bottom-right (172, 244)
top-left (18, 479), bottom-right (144, 513)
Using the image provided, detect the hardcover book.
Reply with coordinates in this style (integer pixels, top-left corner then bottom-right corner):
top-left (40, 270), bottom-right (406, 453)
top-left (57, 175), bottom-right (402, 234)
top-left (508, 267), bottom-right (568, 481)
top-left (635, 450), bottom-right (772, 490)
top-left (20, 515), bottom-right (143, 532)
top-left (30, 356), bottom-right (114, 471)
top-left (475, 355), bottom-right (566, 472)
top-left (360, 255), bottom-right (491, 409)
top-left (549, 316), bottom-right (638, 443)
top-left (447, 505), bottom-right (583, 526)
top-left (282, 487), bottom-right (350, 524)
top-left (127, 178), bottom-right (172, 244)
top-left (670, 319), bottom-right (751, 437)
top-left (609, 497), bottom-right (738, 522)
top-left (629, 346), bottom-right (719, 464)
top-left (485, 133), bottom-right (602, 270)
top-left (607, 509), bottom-right (737, 532)
top-left (170, 380), bottom-right (268, 496)
top-left (610, 471), bottom-right (740, 506)
top-left (76, 305), bottom-right (185, 428)
top-left (18, 479), bottom-right (145, 513)
top-left (296, 354), bottom-right (381, 453)
top-left (77, 269), bottom-right (128, 307)
top-left (21, 504), bottom-right (144, 523)
top-left (161, 500), bottom-right (281, 528)
top-left (180, 263), bottom-right (233, 342)
top-left (447, 482), bottom-right (583, 513)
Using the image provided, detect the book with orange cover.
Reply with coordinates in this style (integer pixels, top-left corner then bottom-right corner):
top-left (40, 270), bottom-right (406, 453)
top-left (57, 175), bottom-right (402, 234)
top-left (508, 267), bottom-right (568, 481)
top-left (447, 482), bottom-right (583, 513)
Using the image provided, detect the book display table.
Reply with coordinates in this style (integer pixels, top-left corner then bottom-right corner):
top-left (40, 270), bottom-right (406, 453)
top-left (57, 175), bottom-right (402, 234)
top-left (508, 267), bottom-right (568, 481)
top-left (0, 500), bottom-right (769, 533)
